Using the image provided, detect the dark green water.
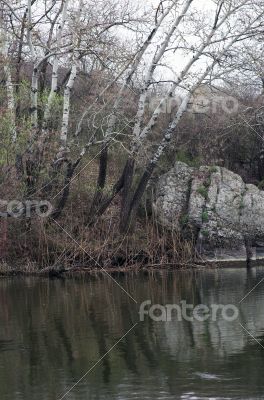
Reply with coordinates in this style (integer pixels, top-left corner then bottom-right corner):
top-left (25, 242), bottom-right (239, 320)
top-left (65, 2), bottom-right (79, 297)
top-left (0, 268), bottom-right (264, 400)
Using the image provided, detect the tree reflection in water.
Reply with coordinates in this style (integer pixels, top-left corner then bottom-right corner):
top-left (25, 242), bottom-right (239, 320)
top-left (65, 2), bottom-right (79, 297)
top-left (0, 268), bottom-right (264, 399)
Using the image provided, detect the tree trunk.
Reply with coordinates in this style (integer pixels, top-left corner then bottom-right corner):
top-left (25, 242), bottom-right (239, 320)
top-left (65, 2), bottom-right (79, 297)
top-left (88, 164), bottom-right (127, 225)
top-left (51, 159), bottom-right (81, 220)
top-left (60, 64), bottom-right (77, 146)
top-left (88, 145), bottom-right (108, 220)
top-left (119, 158), bottom-right (135, 233)
top-left (120, 162), bottom-right (155, 233)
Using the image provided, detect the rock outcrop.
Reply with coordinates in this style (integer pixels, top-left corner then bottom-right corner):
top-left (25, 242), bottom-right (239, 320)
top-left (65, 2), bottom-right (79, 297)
top-left (153, 162), bottom-right (264, 262)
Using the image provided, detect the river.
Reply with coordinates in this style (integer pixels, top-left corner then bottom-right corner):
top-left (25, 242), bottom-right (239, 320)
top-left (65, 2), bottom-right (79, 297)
top-left (0, 267), bottom-right (264, 399)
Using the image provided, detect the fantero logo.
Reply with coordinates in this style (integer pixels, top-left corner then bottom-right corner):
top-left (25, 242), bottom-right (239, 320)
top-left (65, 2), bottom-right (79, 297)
top-left (139, 300), bottom-right (239, 322)
top-left (0, 199), bottom-right (53, 218)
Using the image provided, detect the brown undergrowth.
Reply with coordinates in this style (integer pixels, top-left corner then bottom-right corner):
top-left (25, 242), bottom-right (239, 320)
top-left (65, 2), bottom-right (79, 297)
top-left (1, 196), bottom-right (199, 273)
top-left (0, 157), bottom-right (201, 273)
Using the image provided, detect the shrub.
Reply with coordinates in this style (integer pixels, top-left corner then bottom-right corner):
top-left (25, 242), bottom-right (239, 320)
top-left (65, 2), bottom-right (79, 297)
top-left (202, 211), bottom-right (209, 223)
top-left (176, 150), bottom-right (201, 167)
top-left (197, 185), bottom-right (208, 199)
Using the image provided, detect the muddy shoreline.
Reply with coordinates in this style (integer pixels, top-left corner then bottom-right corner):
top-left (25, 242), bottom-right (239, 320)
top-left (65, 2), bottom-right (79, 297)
top-left (1, 258), bottom-right (263, 278)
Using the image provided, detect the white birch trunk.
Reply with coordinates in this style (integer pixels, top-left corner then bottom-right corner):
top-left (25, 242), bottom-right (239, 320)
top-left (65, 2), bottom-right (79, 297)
top-left (30, 54), bottom-right (58, 131)
top-left (132, 0), bottom-right (194, 139)
top-left (27, 0), bottom-right (39, 130)
top-left (4, 64), bottom-right (16, 142)
top-left (59, 0), bottom-right (83, 148)
top-left (43, 0), bottom-right (70, 127)
top-left (2, 39), bottom-right (16, 141)
top-left (0, 12), bottom-right (16, 141)
top-left (31, 66), bottom-right (39, 129)
top-left (60, 63), bottom-right (77, 146)
top-left (103, 0), bottom-right (177, 142)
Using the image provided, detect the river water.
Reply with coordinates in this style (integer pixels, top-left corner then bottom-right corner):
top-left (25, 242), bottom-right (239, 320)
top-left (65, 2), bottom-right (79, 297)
top-left (0, 268), bottom-right (264, 399)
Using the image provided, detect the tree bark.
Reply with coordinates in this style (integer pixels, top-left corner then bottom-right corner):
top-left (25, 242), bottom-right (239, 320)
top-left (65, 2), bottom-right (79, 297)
top-left (119, 158), bottom-right (135, 232)
top-left (51, 159), bottom-right (81, 220)
top-left (88, 145), bottom-right (108, 220)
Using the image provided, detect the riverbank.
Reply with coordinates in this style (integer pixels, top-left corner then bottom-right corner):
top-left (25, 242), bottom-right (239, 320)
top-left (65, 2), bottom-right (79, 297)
top-left (1, 258), bottom-right (263, 278)
top-left (1, 201), bottom-right (201, 275)
top-left (2, 179), bottom-right (263, 274)
top-left (0, 260), bottom-right (206, 278)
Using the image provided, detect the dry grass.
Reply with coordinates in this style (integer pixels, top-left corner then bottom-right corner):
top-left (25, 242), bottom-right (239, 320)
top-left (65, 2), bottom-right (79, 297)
top-left (1, 195), bottom-right (198, 272)
top-left (0, 159), bottom-right (199, 273)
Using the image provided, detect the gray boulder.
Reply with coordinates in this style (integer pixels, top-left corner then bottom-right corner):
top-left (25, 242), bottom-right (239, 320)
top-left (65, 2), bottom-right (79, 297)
top-left (153, 162), bottom-right (264, 262)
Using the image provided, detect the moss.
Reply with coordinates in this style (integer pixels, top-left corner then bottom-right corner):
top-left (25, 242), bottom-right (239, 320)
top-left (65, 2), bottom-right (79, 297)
top-left (202, 211), bottom-right (209, 223)
top-left (201, 229), bottom-right (210, 238)
top-left (180, 214), bottom-right (189, 227)
top-left (197, 185), bottom-right (208, 199)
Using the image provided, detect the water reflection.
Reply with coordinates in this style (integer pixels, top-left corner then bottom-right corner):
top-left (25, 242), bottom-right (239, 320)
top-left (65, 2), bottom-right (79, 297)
top-left (0, 268), bottom-right (263, 399)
